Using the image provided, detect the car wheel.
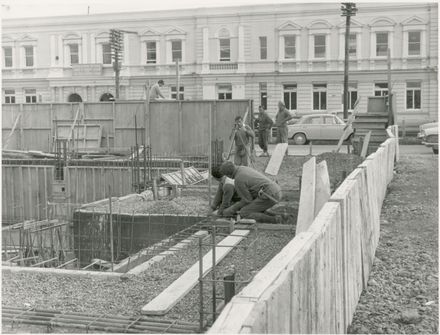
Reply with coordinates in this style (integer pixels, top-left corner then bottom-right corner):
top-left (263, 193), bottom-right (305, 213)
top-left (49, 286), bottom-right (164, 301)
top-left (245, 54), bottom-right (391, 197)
top-left (293, 133), bottom-right (307, 145)
top-left (433, 148), bottom-right (438, 154)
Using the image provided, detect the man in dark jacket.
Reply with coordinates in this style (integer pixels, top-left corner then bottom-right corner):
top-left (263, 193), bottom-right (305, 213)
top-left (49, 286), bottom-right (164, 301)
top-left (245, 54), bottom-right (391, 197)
top-left (219, 161), bottom-right (281, 223)
top-left (232, 115), bottom-right (255, 166)
top-left (210, 165), bottom-right (240, 216)
top-left (274, 101), bottom-right (294, 155)
top-left (256, 105), bottom-right (274, 157)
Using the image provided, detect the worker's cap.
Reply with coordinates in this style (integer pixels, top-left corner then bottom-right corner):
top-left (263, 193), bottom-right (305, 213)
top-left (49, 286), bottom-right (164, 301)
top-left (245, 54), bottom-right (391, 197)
top-left (278, 100), bottom-right (285, 108)
top-left (219, 161), bottom-right (236, 178)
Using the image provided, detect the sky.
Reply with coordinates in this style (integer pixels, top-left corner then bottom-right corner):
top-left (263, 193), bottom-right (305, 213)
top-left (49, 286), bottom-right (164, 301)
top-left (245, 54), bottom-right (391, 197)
top-left (0, 0), bottom-right (320, 19)
top-left (0, 0), bottom-right (413, 19)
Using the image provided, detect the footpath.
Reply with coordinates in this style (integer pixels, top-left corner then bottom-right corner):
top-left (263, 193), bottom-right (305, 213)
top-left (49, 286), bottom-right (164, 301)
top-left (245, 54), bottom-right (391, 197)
top-left (348, 153), bottom-right (438, 334)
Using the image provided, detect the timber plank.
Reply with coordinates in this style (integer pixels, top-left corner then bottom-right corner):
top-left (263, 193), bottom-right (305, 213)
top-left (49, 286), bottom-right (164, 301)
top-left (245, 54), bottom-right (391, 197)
top-left (314, 160), bottom-right (331, 218)
top-left (296, 157), bottom-right (316, 234)
top-left (209, 297), bottom-right (256, 333)
top-left (141, 229), bottom-right (250, 315)
top-left (264, 143), bottom-right (288, 176)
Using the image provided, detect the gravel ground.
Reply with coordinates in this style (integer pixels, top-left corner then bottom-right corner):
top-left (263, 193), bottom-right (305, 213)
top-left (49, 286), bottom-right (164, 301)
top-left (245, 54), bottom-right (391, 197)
top-left (2, 151), bottom-right (369, 333)
top-left (2, 230), bottom-right (293, 328)
top-left (348, 154), bottom-right (438, 334)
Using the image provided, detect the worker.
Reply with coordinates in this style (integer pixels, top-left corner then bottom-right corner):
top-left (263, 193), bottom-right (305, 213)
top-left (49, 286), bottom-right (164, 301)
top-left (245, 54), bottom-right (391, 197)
top-left (219, 161), bottom-right (282, 223)
top-left (209, 165), bottom-right (240, 216)
top-left (256, 105), bottom-right (274, 157)
top-left (274, 101), bottom-right (295, 155)
top-left (149, 79), bottom-right (165, 100)
top-left (231, 115), bottom-right (255, 166)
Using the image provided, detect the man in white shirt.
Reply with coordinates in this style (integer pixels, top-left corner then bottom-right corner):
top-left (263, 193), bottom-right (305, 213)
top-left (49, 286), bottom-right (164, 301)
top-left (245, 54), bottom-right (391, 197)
top-left (149, 80), bottom-right (165, 100)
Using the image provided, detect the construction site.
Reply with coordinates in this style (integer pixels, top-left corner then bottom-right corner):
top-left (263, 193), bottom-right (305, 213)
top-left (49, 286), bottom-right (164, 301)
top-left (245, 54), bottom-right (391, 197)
top-left (0, 87), bottom-right (403, 333)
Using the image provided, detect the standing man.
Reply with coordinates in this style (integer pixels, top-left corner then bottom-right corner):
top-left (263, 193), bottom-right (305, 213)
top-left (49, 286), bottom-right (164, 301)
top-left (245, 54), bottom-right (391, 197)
top-left (274, 101), bottom-right (294, 154)
top-left (149, 80), bottom-right (165, 100)
top-left (209, 165), bottom-right (240, 216)
top-left (231, 115), bottom-right (255, 166)
top-left (219, 161), bottom-right (282, 223)
top-left (256, 105), bottom-right (274, 157)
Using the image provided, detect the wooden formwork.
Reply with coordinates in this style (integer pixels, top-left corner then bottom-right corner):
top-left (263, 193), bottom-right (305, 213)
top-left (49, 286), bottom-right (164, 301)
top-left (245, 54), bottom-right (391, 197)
top-left (209, 137), bottom-right (398, 334)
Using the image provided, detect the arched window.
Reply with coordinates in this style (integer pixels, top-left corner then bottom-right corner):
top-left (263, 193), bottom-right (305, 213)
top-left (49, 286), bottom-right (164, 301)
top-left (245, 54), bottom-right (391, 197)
top-left (100, 93), bottom-right (114, 101)
top-left (68, 93), bottom-right (82, 102)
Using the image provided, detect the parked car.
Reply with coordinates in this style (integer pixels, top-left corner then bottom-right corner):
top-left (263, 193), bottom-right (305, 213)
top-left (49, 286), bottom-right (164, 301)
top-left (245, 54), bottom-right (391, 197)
top-left (418, 122), bottom-right (438, 154)
top-left (417, 121), bottom-right (438, 139)
top-left (287, 114), bottom-right (353, 145)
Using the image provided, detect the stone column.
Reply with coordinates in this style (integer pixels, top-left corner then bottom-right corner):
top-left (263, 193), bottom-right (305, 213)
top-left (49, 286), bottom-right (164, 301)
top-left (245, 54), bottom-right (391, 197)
top-left (201, 27), bottom-right (210, 73)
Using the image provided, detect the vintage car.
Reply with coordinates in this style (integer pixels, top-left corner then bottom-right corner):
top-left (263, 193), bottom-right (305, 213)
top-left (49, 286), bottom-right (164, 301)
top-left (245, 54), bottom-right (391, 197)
top-left (417, 121), bottom-right (438, 139)
top-left (418, 122), bottom-right (438, 154)
top-left (287, 114), bottom-right (353, 145)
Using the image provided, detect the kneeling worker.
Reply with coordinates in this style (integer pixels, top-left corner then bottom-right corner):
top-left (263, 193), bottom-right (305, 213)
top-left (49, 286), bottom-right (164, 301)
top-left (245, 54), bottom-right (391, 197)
top-left (219, 161), bottom-right (281, 223)
top-left (210, 165), bottom-right (240, 216)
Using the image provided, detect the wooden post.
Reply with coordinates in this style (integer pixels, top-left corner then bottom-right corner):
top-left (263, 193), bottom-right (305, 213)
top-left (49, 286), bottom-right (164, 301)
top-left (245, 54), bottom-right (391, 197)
top-left (208, 105), bottom-right (212, 208)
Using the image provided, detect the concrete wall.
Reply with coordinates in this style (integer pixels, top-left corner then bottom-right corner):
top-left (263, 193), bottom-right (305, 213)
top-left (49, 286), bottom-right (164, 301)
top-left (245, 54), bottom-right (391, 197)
top-left (209, 136), bottom-right (398, 333)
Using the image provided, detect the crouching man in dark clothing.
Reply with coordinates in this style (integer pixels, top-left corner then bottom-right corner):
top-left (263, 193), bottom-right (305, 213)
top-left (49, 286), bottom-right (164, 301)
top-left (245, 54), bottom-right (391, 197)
top-left (210, 165), bottom-right (241, 216)
top-left (219, 161), bottom-right (281, 223)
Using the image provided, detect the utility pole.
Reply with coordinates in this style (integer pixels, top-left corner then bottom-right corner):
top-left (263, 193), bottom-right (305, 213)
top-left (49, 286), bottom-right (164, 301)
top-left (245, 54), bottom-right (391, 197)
top-left (341, 3), bottom-right (358, 120)
top-left (176, 59), bottom-right (180, 101)
top-left (110, 29), bottom-right (123, 99)
top-left (387, 48), bottom-right (394, 125)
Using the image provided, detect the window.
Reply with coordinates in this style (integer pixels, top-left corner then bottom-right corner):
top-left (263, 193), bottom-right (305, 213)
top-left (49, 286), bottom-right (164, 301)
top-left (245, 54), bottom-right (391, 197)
top-left (259, 83), bottom-right (267, 110)
top-left (25, 89), bottom-right (37, 103)
top-left (4, 89), bottom-right (16, 104)
top-left (313, 84), bottom-right (327, 110)
top-left (374, 83), bottom-right (388, 96)
top-left (406, 82), bottom-right (421, 109)
top-left (102, 43), bottom-right (112, 64)
top-left (376, 32), bottom-right (388, 57)
top-left (217, 84), bottom-right (232, 100)
top-left (259, 36), bottom-right (267, 60)
top-left (349, 34), bottom-right (357, 57)
top-left (408, 31), bottom-right (421, 56)
top-left (314, 35), bottom-right (326, 58)
top-left (304, 116), bottom-right (322, 125)
top-left (219, 38), bottom-right (230, 61)
top-left (348, 83), bottom-right (358, 110)
top-left (146, 41), bottom-right (157, 64)
top-left (171, 86), bottom-right (184, 100)
top-left (283, 84), bottom-right (297, 110)
top-left (284, 35), bottom-right (296, 59)
top-left (171, 40), bottom-right (182, 62)
top-left (3, 47), bottom-right (12, 67)
top-left (24, 46), bottom-right (34, 67)
top-left (69, 44), bottom-right (79, 65)
top-left (323, 116), bottom-right (336, 124)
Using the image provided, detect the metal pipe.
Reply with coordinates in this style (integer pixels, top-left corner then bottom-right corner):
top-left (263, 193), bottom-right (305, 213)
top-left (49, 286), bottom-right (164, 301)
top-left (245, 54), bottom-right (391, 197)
top-left (198, 235), bottom-right (204, 332)
top-left (108, 186), bottom-right (114, 271)
top-left (211, 225), bottom-right (217, 321)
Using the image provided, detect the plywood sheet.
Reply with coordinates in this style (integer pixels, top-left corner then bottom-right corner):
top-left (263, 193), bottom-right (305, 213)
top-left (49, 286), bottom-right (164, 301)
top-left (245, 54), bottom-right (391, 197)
top-left (264, 143), bottom-right (288, 176)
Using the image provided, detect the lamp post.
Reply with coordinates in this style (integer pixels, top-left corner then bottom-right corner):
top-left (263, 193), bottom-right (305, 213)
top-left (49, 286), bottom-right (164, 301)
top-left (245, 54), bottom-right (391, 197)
top-left (341, 3), bottom-right (358, 120)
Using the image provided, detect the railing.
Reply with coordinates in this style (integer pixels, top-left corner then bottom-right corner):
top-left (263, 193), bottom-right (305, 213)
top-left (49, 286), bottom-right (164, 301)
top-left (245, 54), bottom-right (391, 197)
top-left (209, 63), bottom-right (238, 71)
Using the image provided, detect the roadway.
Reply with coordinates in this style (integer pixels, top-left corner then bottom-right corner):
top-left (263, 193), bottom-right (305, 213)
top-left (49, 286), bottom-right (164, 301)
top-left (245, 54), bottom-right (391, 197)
top-left (258, 144), bottom-right (435, 156)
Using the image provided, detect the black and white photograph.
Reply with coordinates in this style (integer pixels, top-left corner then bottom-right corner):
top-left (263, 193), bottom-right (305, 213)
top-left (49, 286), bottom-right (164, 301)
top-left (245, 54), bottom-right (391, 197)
top-left (1, 0), bottom-right (438, 333)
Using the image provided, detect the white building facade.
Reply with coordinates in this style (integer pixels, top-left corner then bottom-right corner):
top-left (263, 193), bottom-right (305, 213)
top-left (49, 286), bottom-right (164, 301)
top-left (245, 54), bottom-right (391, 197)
top-left (2, 2), bottom-right (438, 125)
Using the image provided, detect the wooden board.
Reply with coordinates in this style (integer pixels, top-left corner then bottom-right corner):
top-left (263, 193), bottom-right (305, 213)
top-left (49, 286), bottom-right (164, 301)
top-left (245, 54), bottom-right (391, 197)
top-left (56, 123), bottom-right (102, 149)
top-left (296, 157), bottom-right (316, 234)
top-left (360, 131), bottom-right (372, 158)
top-left (314, 160), bottom-right (331, 217)
top-left (161, 166), bottom-right (206, 186)
top-left (264, 143), bottom-right (288, 176)
top-left (141, 229), bottom-right (250, 315)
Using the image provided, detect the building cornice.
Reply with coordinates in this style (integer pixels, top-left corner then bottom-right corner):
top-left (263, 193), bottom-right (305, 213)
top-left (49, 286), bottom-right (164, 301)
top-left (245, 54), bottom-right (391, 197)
top-left (2, 2), bottom-right (434, 30)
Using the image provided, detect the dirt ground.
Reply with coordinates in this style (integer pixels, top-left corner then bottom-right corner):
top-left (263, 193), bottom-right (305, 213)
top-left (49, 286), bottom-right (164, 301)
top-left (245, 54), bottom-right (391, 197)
top-left (348, 153), bottom-right (439, 334)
